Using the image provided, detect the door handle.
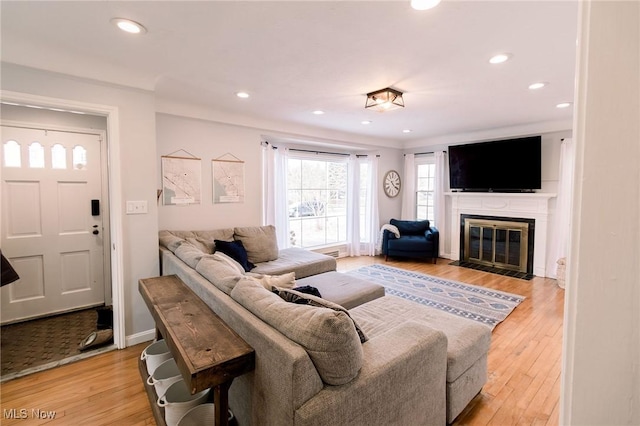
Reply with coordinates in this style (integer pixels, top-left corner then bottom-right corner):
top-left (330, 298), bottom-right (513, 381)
top-left (93, 225), bottom-right (99, 235)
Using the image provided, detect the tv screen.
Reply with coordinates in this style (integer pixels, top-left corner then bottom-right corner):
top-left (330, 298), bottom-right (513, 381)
top-left (448, 136), bottom-right (542, 192)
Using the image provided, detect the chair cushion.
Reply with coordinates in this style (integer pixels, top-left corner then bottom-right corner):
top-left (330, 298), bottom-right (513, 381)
top-left (388, 235), bottom-right (431, 251)
top-left (390, 219), bottom-right (430, 235)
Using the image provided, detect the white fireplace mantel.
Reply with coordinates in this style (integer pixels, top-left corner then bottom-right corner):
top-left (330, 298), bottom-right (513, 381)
top-left (445, 192), bottom-right (556, 277)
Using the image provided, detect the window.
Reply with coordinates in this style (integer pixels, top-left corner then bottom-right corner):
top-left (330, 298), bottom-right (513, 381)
top-left (29, 142), bottom-right (45, 168)
top-left (51, 144), bottom-right (67, 169)
top-left (73, 145), bottom-right (87, 170)
top-left (416, 159), bottom-right (436, 224)
top-left (3, 140), bottom-right (21, 167)
top-left (287, 156), bottom-right (348, 248)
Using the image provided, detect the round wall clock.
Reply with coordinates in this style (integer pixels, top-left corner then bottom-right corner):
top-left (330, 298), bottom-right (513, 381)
top-left (383, 170), bottom-right (401, 198)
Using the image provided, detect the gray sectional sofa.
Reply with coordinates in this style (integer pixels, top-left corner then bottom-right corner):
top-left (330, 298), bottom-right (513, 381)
top-left (157, 226), bottom-right (491, 425)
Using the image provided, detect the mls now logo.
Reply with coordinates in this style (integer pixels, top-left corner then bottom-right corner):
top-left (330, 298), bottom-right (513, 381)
top-left (31, 409), bottom-right (57, 419)
top-left (3, 409), bottom-right (27, 419)
top-left (3, 408), bottom-right (57, 419)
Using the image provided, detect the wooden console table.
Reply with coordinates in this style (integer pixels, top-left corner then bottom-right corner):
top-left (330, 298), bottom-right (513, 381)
top-left (139, 275), bottom-right (255, 426)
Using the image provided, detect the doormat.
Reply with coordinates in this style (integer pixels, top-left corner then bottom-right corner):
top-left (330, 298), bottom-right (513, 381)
top-left (345, 264), bottom-right (525, 329)
top-left (449, 260), bottom-right (534, 280)
top-left (1, 307), bottom-right (113, 380)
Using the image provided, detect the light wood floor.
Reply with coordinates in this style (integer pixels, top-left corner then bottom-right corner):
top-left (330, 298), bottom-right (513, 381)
top-left (0, 256), bottom-right (564, 425)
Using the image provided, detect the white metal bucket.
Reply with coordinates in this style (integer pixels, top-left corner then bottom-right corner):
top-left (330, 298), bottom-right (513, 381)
top-left (146, 358), bottom-right (182, 398)
top-left (157, 380), bottom-right (210, 426)
top-left (176, 403), bottom-right (235, 426)
top-left (140, 339), bottom-right (172, 375)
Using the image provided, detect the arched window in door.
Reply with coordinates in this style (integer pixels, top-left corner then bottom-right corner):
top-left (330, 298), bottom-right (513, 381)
top-left (3, 140), bottom-right (21, 167)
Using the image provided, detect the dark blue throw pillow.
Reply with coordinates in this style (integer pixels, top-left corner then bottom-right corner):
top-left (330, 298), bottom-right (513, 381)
top-left (214, 240), bottom-right (255, 272)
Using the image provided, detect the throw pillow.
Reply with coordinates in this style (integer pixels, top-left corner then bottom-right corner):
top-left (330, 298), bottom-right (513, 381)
top-left (272, 287), bottom-right (368, 344)
top-left (246, 271), bottom-right (296, 291)
top-left (291, 285), bottom-right (322, 298)
top-left (233, 225), bottom-right (279, 264)
top-left (231, 278), bottom-right (363, 385)
top-left (214, 239), bottom-right (255, 272)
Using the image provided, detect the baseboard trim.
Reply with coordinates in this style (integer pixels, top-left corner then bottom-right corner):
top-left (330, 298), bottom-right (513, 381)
top-left (126, 329), bottom-right (155, 347)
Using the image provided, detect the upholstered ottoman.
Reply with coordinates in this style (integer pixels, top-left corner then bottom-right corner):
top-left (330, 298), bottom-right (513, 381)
top-left (351, 296), bottom-right (492, 423)
top-left (296, 271), bottom-right (386, 310)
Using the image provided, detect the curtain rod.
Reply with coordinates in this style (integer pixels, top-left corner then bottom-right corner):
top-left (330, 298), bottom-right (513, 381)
top-left (404, 151), bottom-right (447, 156)
top-left (263, 142), bottom-right (379, 157)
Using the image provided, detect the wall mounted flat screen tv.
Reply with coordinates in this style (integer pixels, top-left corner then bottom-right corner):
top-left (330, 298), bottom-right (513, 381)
top-left (448, 136), bottom-right (542, 192)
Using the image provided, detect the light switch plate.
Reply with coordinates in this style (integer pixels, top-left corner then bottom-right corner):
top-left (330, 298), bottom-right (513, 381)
top-left (126, 200), bottom-right (148, 215)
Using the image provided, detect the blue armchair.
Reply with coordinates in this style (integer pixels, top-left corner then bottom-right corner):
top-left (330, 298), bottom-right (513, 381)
top-left (382, 219), bottom-right (439, 264)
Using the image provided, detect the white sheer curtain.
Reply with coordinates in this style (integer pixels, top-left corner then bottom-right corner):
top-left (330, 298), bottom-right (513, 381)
top-left (262, 143), bottom-right (290, 248)
top-left (434, 151), bottom-right (447, 257)
top-left (401, 153), bottom-right (416, 220)
top-left (546, 138), bottom-right (575, 287)
top-left (363, 155), bottom-right (380, 256)
top-left (347, 155), bottom-right (361, 256)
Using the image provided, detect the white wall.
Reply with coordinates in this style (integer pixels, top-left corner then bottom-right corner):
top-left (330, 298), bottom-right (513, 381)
top-left (157, 112), bottom-right (403, 232)
top-left (404, 130), bottom-right (571, 259)
top-left (561, 1), bottom-right (640, 424)
top-left (1, 63), bottom-right (159, 340)
top-left (0, 104), bottom-right (108, 130)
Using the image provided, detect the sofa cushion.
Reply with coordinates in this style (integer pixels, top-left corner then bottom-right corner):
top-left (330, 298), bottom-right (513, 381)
top-left (230, 278), bottom-right (363, 385)
top-left (214, 239), bottom-right (255, 272)
top-left (390, 218), bottom-right (430, 235)
top-left (387, 235), bottom-right (432, 251)
top-left (250, 247), bottom-right (336, 279)
top-left (272, 287), bottom-right (368, 344)
top-left (186, 237), bottom-right (215, 254)
top-left (233, 225), bottom-right (279, 264)
top-left (195, 253), bottom-right (245, 294)
top-left (174, 241), bottom-right (206, 269)
top-left (351, 296), bottom-right (492, 383)
top-left (159, 230), bottom-right (187, 252)
top-left (296, 271), bottom-right (385, 310)
top-left (246, 271), bottom-right (296, 290)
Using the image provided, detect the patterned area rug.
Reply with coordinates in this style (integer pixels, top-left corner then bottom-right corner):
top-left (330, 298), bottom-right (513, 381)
top-left (346, 264), bottom-right (525, 329)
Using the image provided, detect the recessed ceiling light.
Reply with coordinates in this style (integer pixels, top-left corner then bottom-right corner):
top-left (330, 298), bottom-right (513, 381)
top-left (402, 129), bottom-right (412, 133)
top-left (361, 120), bottom-right (372, 125)
top-left (236, 92), bottom-right (250, 99)
top-left (110, 18), bottom-right (147, 34)
top-left (410, 0), bottom-right (441, 11)
top-left (556, 102), bottom-right (572, 109)
top-left (528, 82), bottom-right (547, 90)
top-left (312, 110), bottom-right (325, 115)
top-left (489, 53), bottom-right (512, 64)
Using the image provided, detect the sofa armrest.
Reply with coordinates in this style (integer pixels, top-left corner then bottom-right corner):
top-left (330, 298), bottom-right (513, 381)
top-left (381, 229), bottom-right (397, 255)
top-left (294, 322), bottom-right (448, 426)
top-left (424, 226), bottom-right (439, 241)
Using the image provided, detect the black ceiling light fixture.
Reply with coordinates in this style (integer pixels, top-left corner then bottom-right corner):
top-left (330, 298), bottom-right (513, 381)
top-left (365, 88), bottom-right (405, 112)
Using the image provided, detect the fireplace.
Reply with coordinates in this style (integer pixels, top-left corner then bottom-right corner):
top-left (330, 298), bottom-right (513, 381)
top-left (460, 215), bottom-right (535, 274)
top-left (446, 192), bottom-right (555, 277)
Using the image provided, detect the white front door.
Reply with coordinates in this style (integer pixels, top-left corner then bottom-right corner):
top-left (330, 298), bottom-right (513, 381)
top-left (1, 126), bottom-right (106, 324)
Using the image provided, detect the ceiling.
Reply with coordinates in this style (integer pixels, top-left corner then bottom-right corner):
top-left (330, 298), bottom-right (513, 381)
top-left (0, 1), bottom-right (579, 147)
